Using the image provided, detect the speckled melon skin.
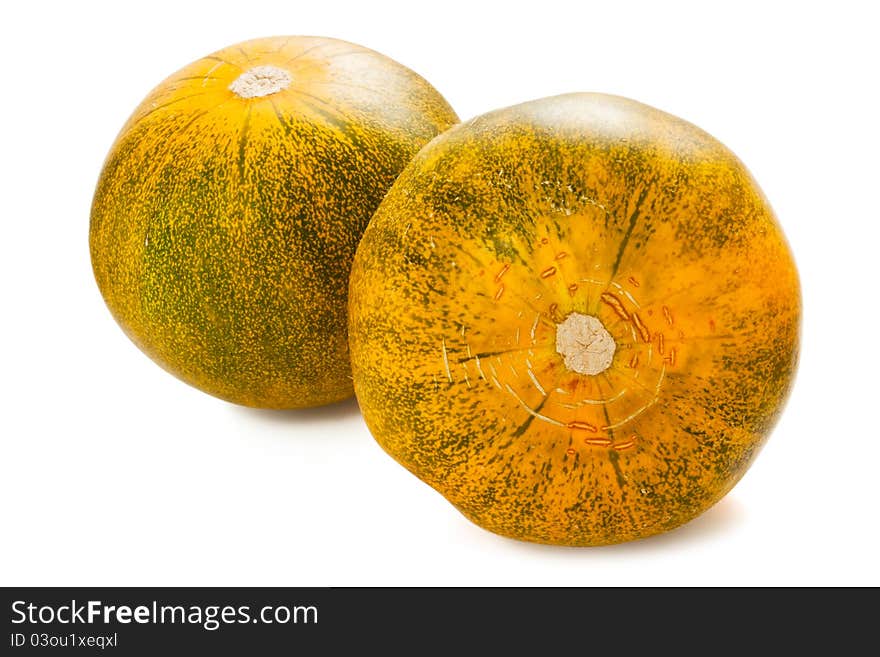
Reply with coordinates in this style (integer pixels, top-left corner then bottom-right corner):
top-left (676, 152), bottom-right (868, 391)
top-left (90, 36), bottom-right (458, 408)
top-left (349, 93), bottom-right (800, 546)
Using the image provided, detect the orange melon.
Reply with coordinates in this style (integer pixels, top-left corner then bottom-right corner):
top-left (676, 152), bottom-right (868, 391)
top-left (349, 93), bottom-right (800, 545)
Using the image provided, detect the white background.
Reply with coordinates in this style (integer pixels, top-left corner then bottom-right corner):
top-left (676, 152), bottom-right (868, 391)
top-left (2, 1), bottom-right (878, 586)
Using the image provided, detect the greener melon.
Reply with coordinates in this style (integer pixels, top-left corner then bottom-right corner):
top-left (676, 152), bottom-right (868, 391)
top-left (349, 93), bottom-right (801, 545)
top-left (90, 35), bottom-right (458, 408)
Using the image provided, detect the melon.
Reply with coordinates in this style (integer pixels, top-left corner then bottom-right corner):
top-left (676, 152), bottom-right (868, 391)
top-left (349, 93), bottom-right (800, 545)
top-left (90, 36), bottom-right (458, 408)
